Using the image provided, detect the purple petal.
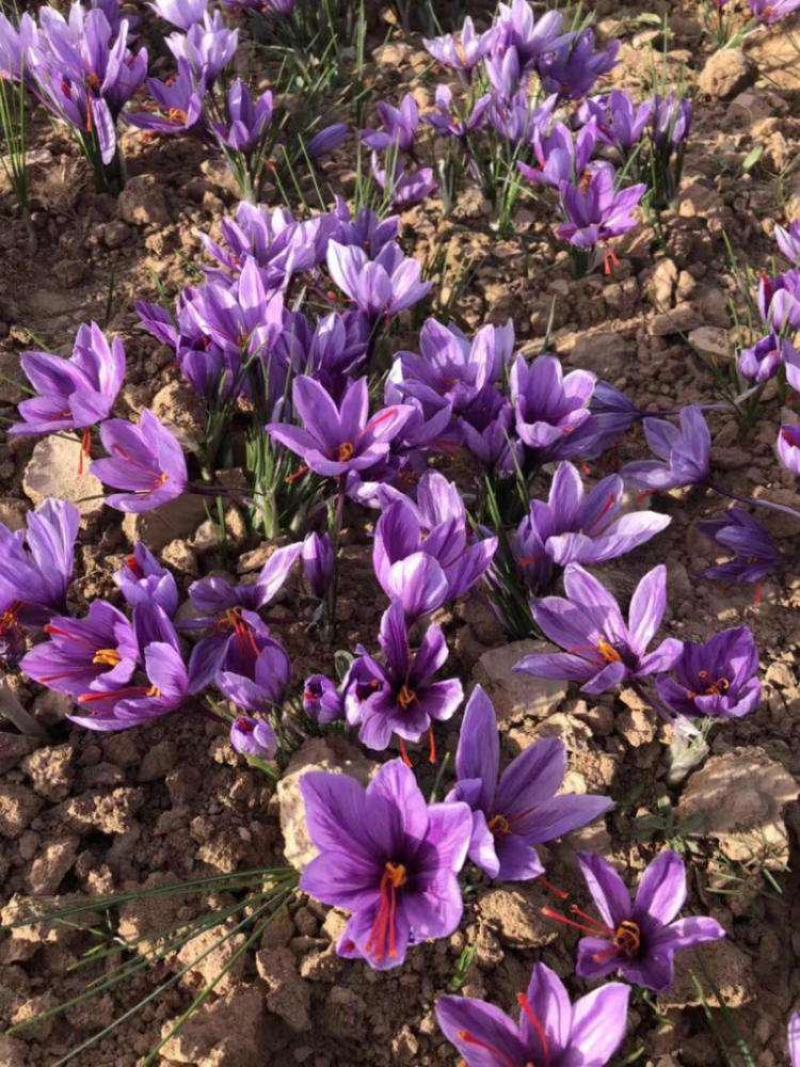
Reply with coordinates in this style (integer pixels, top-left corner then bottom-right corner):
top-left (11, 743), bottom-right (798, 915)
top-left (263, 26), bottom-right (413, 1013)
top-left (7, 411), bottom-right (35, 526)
top-left (577, 852), bottom-right (631, 928)
top-left (633, 850), bottom-right (686, 925)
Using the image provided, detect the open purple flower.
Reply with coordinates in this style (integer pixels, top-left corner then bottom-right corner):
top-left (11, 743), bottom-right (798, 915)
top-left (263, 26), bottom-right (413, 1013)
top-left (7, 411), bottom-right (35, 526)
top-left (510, 354), bottom-right (598, 461)
top-left (758, 271), bottom-right (800, 332)
top-left (567, 851), bottom-right (725, 991)
top-left (448, 686), bottom-right (613, 882)
top-left (230, 716), bottom-right (278, 760)
top-left (515, 563), bottom-right (683, 695)
top-left (493, 1), bottom-right (566, 69)
top-left (345, 600), bottom-right (463, 754)
top-left (518, 120), bottom-right (598, 190)
top-left (127, 60), bottom-right (206, 136)
top-left (580, 90), bottom-right (654, 155)
top-left (655, 626), bottom-right (761, 721)
top-left (267, 376), bottom-right (412, 479)
top-left (92, 410), bottom-right (188, 512)
top-left (622, 406), bottom-right (711, 492)
top-left (423, 17), bottom-right (492, 75)
top-left (558, 166), bottom-right (646, 252)
top-left (211, 80), bottom-right (272, 154)
top-left (300, 759), bottom-right (472, 970)
top-left (10, 322), bottom-right (125, 438)
top-left (21, 600), bottom-right (139, 698)
top-left (738, 333), bottom-right (796, 382)
top-left (326, 240), bottom-right (432, 321)
top-left (114, 543), bottom-right (179, 616)
top-left (436, 962), bottom-right (630, 1067)
top-left (511, 461), bottom-right (670, 594)
top-left (0, 500), bottom-right (79, 663)
top-left (217, 632), bottom-right (291, 713)
top-left (166, 10), bottom-right (237, 85)
top-left (538, 29), bottom-right (619, 99)
top-left (698, 508), bottom-right (782, 584)
top-left (150, 0), bottom-right (207, 29)
top-left (362, 94), bottom-right (419, 153)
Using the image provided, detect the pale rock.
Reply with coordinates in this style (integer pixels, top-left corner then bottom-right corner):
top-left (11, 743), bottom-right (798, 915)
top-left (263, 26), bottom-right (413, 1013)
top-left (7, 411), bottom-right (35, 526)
top-left (473, 641), bottom-right (567, 723)
top-left (177, 923), bottom-right (246, 996)
top-left (161, 538), bottom-right (198, 576)
top-left (23, 435), bottom-right (104, 519)
top-left (28, 835), bottom-right (79, 895)
top-left (117, 174), bottom-right (169, 228)
top-left (478, 885), bottom-right (558, 949)
top-left (22, 744), bottom-right (74, 801)
top-left (192, 519), bottom-right (224, 554)
top-left (256, 946), bottom-right (311, 1032)
top-left (677, 747), bottom-right (799, 868)
top-left (697, 48), bottom-right (753, 99)
top-left (0, 783), bottom-right (43, 838)
top-left (649, 304), bottom-right (702, 337)
top-left (159, 987), bottom-right (266, 1066)
top-left (688, 326), bottom-right (730, 359)
top-left (647, 258), bottom-right (678, 312)
top-left (122, 492), bottom-right (207, 552)
top-left (616, 707), bottom-right (657, 748)
top-left (150, 380), bottom-right (205, 455)
top-left (276, 737), bottom-right (376, 871)
top-left (10, 993), bottom-right (58, 1041)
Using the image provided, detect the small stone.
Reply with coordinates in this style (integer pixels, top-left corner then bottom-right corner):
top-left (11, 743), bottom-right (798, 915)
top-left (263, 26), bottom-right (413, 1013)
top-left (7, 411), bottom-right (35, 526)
top-left (117, 175), bottom-right (169, 228)
top-left (23, 435), bottom-right (104, 519)
top-left (102, 220), bottom-right (131, 248)
top-left (150, 380), bottom-right (205, 455)
top-left (192, 520), bottom-right (224, 554)
top-left (677, 747), bottom-right (799, 868)
top-left (28, 835), bottom-right (79, 895)
top-left (256, 946), bottom-right (311, 1032)
top-left (0, 782), bottom-right (43, 838)
top-left (10, 993), bottom-right (57, 1041)
top-left (122, 492), bottom-right (207, 552)
top-left (138, 740), bottom-right (176, 781)
top-left (697, 48), bottom-right (753, 99)
top-left (478, 885), bottom-right (558, 949)
top-left (177, 924), bottom-right (246, 996)
top-left (22, 744), bottom-right (74, 801)
top-left (473, 641), bottom-right (567, 722)
top-left (649, 304), bottom-right (702, 337)
top-left (616, 707), bottom-right (657, 748)
top-left (647, 258), bottom-right (678, 312)
top-left (161, 539), bottom-right (198, 576)
top-left (688, 326), bottom-right (730, 359)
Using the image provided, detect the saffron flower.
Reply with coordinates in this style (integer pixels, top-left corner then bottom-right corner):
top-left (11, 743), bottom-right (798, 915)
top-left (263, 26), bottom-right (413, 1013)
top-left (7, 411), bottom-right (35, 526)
top-left (698, 508), bottom-right (782, 583)
top-left (538, 29), bottom-right (620, 100)
top-left (738, 333), bottom-right (796, 382)
top-left (777, 425), bottom-right (800, 475)
top-left (558, 166), bottom-right (646, 252)
top-left (0, 500), bottom-right (80, 662)
top-left (165, 10), bottom-right (237, 85)
top-left (302, 674), bottom-right (345, 724)
top-left (436, 962), bottom-right (630, 1067)
top-left (325, 241), bottom-right (432, 321)
top-left (92, 410), bottom-right (188, 512)
top-left (515, 563), bottom-right (683, 695)
top-left (790, 1013), bottom-right (800, 1067)
top-left (518, 120), bottom-right (598, 190)
top-left (21, 601), bottom-right (139, 697)
top-left (370, 157), bottom-right (437, 210)
top-left (448, 686), bottom-right (613, 881)
top-left (580, 90), bottom-right (654, 155)
top-left (267, 376), bottom-right (412, 479)
top-left (423, 17), bottom-right (492, 74)
top-left (621, 406), bottom-right (711, 492)
top-left (655, 627), bottom-right (761, 720)
top-left (230, 716), bottom-right (278, 760)
top-left (749, 0), bottom-right (800, 23)
top-left (651, 93), bottom-right (692, 149)
top-left (127, 60), bottom-right (205, 136)
top-left (300, 759), bottom-right (472, 970)
top-left (114, 543), bottom-right (179, 616)
top-left (150, 0), bottom-right (207, 29)
top-left (217, 633), bottom-right (291, 713)
top-left (345, 601), bottom-right (463, 754)
top-left (302, 532), bottom-right (334, 598)
top-left (509, 354), bottom-right (597, 461)
top-left (758, 271), bottom-right (800, 332)
top-left (362, 94), bottom-right (420, 153)
top-left (493, 1), bottom-right (566, 69)
top-left (567, 851), bottom-right (725, 991)
top-left (10, 322), bottom-right (125, 438)
top-left (511, 461), bottom-right (670, 594)
top-left (776, 221), bottom-right (800, 265)
top-left (211, 80), bottom-right (273, 154)
top-left (307, 122), bottom-right (349, 159)
top-left (0, 12), bottom-right (35, 82)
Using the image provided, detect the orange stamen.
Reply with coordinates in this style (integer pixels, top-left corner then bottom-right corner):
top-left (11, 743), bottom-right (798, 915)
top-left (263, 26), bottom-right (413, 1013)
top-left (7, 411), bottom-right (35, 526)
top-left (398, 738), bottom-right (413, 768)
top-left (428, 727), bottom-right (437, 765)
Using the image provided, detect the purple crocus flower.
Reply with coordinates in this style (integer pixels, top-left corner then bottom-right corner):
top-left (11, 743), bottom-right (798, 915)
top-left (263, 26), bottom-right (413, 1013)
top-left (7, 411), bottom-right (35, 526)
top-left (300, 758), bottom-right (472, 970)
top-left (302, 532), bottom-right (334, 598)
top-left (789, 1013), bottom-right (800, 1067)
top-left (267, 375), bottom-right (412, 479)
top-left (651, 93), bottom-right (692, 149)
top-left (20, 601), bottom-right (139, 697)
top-left (307, 122), bottom-right (348, 159)
top-left (515, 563), bottom-right (683, 695)
top-left (0, 500), bottom-right (79, 662)
top-left (345, 601), bottom-right (463, 754)
top-left (655, 627), bottom-right (761, 720)
top-left (362, 94), bottom-right (419, 153)
top-left (777, 425), bottom-right (800, 475)
top-left (426, 85), bottom-right (491, 139)
top-left (325, 240), bottom-right (432, 320)
top-left (759, 271), bottom-right (800, 332)
top-left (518, 120), bottom-right (598, 190)
top-left (92, 410), bottom-right (188, 513)
top-left (511, 461), bottom-right (670, 594)
top-left (0, 12), bottom-right (36, 82)
top-left (776, 221), bottom-right (800, 265)
top-left (448, 686), bottom-right (613, 882)
top-left (485, 45), bottom-right (523, 104)
top-left (567, 851), bottom-right (725, 991)
top-left (580, 91), bottom-right (654, 155)
top-left (166, 11), bottom-right (237, 85)
top-left (436, 962), bottom-right (630, 1067)
top-left (371, 156), bottom-right (438, 209)
top-left (538, 29), bottom-right (620, 100)
top-left (698, 508), bottom-right (782, 584)
top-left (372, 471), bottom-right (498, 617)
top-left (211, 80), bottom-right (272, 153)
top-left (127, 60), bottom-right (206, 136)
top-left (493, 1), bottom-right (566, 69)
top-left (230, 716), bottom-right (278, 760)
top-left (150, 0), bottom-right (207, 29)
top-left (509, 354), bottom-right (598, 461)
top-left (423, 17), bottom-right (492, 75)
top-left (738, 333), bottom-right (796, 382)
top-left (217, 632), bottom-right (291, 713)
top-left (10, 322), bottom-right (125, 438)
top-left (622, 406), bottom-right (711, 492)
top-left (303, 674), bottom-right (344, 724)
top-left (332, 197), bottom-right (399, 256)
top-left (114, 543), bottom-right (179, 616)
top-left (749, 0), bottom-right (800, 23)
top-left (558, 165), bottom-right (646, 252)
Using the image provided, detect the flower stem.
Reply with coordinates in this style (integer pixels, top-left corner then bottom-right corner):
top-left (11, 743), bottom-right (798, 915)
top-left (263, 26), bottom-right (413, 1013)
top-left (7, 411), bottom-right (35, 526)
top-left (709, 482), bottom-right (800, 524)
top-left (324, 474), bottom-right (347, 644)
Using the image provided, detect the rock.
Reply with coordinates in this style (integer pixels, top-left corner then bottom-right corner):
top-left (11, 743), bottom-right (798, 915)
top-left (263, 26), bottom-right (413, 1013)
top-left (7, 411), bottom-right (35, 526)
top-left (117, 175), bottom-right (169, 228)
top-left (616, 706), bottom-right (657, 748)
top-left (677, 747), bottom-right (799, 868)
top-left (159, 987), bottom-right (267, 1066)
top-left (697, 48), bottom-right (753, 99)
top-left (177, 923), bottom-right (247, 997)
top-left (473, 641), bottom-right (568, 722)
top-left (122, 492), bottom-right (207, 552)
top-left (10, 993), bottom-right (57, 1041)
top-left (0, 498), bottom-right (28, 531)
top-left (28, 835), bottom-right (79, 895)
top-left (23, 435), bottom-right (104, 519)
top-left (477, 885), bottom-right (558, 949)
top-left (22, 744), bottom-right (74, 801)
top-left (192, 520), bottom-right (224, 554)
top-left (0, 734), bottom-right (38, 774)
top-left (61, 787), bottom-right (144, 836)
top-left (658, 939), bottom-right (756, 1009)
top-left (649, 304), bottom-right (702, 337)
top-left (150, 381), bottom-right (205, 455)
top-left (256, 946), bottom-right (311, 1032)
top-left (0, 783), bottom-right (43, 838)
top-left (276, 738), bottom-right (376, 872)
top-left (647, 258), bottom-right (678, 312)
top-left (161, 539), bottom-right (199, 576)
top-left (688, 326), bottom-right (730, 359)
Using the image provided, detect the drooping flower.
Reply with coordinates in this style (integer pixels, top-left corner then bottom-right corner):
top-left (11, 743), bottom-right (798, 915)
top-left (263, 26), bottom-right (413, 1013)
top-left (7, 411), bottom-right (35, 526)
top-left (362, 94), bottom-right (420, 153)
top-left (302, 674), bottom-right (345, 724)
top-left (558, 165), bottom-right (646, 253)
top-left (448, 686), bottom-right (613, 881)
top-left (436, 962), bottom-right (630, 1067)
top-left (325, 240), bottom-right (432, 321)
top-left (564, 851), bottom-right (725, 991)
top-left (307, 122), bottom-right (349, 159)
top-left (114, 543), bottom-right (180, 616)
top-left (267, 376), bottom-right (412, 479)
top-left (217, 632), bottom-right (291, 713)
top-left (515, 563), bottom-right (683, 695)
top-left (10, 322), bottom-right (125, 438)
top-left (92, 410), bottom-right (188, 512)
top-left (20, 601), bottom-right (139, 698)
top-left (655, 627), bottom-right (761, 720)
top-left (738, 333), bottom-right (797, 382)
top-left (511, 461), bottom-right (670, 594)
top-left (345, 601), bottom-right (463, 754)
top-left (621, 406), bottom-right (711, 492)
top-left (230, 716), bottom-right (278, 760)
top-left (777, 425), bottom-right (800, 475)
top-left (300, 758), bottom-right (472, 970)
top-left (509, 354), bottom-right (598, 461)
top-left (0, 500), bottom-right (80, 663)
top-left (697, 508), bottom-right (782, 583)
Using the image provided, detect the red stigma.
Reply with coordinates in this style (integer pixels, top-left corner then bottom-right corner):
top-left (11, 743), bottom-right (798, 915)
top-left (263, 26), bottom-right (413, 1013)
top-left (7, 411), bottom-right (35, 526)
top-left (365, 862), bottom-right (407, 963)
